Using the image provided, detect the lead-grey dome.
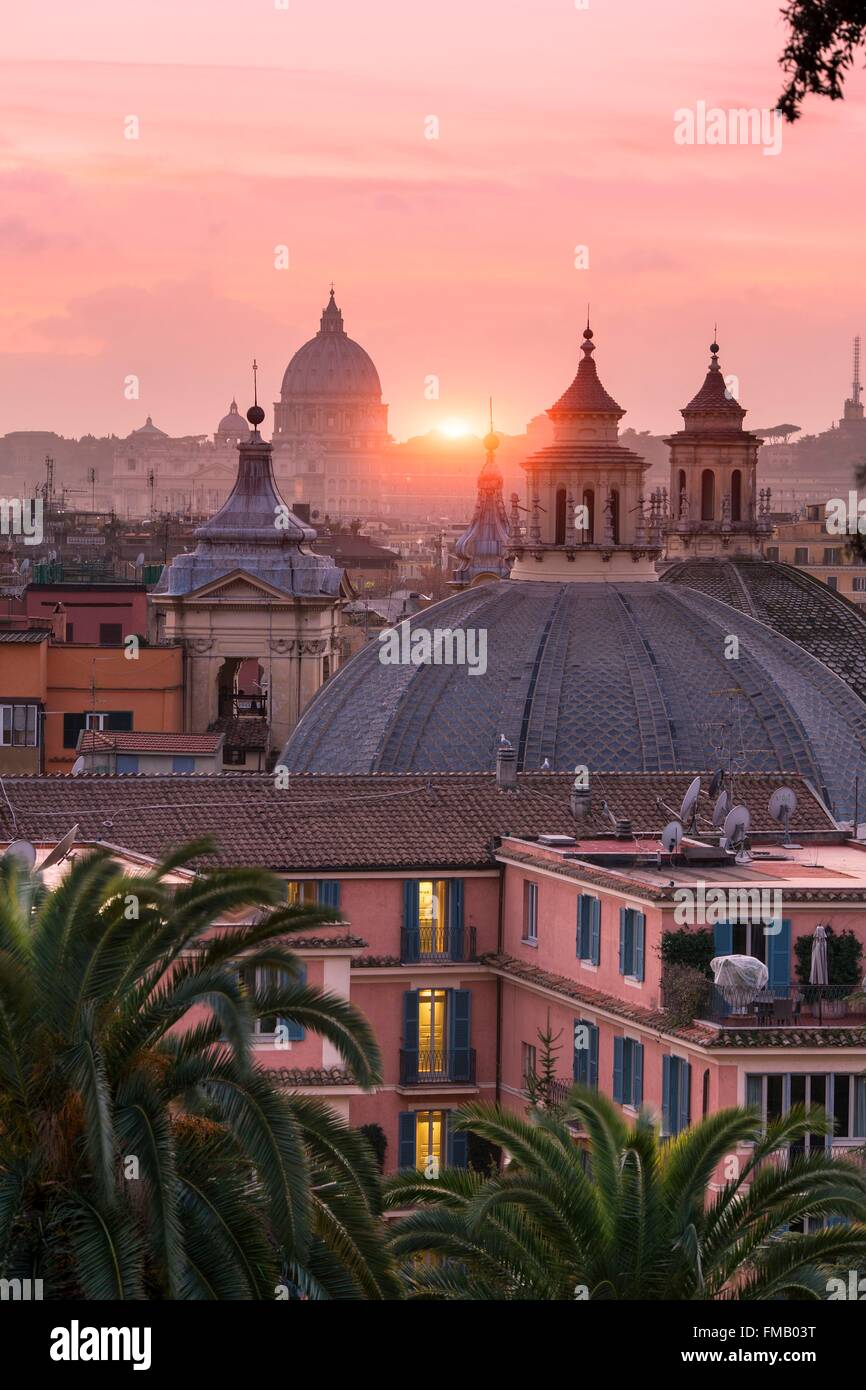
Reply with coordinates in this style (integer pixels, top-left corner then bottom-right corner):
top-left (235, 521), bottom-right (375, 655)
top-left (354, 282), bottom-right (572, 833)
top-left (280, 289), bottom-right (382, 399)
top-left (281, 578), bottom-right (866, 820)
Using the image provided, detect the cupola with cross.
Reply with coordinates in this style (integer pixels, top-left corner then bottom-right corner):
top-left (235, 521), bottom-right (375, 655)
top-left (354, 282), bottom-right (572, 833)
top-left (509, 320), bottom-right (662, 580)
top-left (664, 338), bottom-right (770, 559)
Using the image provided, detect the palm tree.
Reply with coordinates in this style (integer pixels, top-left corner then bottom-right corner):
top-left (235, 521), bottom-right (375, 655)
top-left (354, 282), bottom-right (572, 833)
top-left (385, 1088), bottom-right (866, 1300)
top-left (0, 843), bottom-right (398, 1299)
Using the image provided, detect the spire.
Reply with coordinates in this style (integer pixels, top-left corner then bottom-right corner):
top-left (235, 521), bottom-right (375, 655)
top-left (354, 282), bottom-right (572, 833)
top-left (681, 336), bottom-right (746, 424)
top-left (547, 322), bottom-right (624, 418)
top-left (450, 405), bottom-right (511, 588)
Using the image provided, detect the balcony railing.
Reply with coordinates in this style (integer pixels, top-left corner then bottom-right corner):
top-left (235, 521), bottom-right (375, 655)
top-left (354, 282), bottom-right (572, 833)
top-left (695, 983), bottom-right (862, 1027)
top-left (399, 1047), bottom-right (476, 1086)
top-left (218, 694), bottom-right (267, 718)
top-left (400, 925), bottom-right (477, 964)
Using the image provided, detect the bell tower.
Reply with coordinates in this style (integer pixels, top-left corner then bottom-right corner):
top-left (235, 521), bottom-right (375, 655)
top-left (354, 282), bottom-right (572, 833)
top-left (665, 339), bottom-right (769, 559)
top-left (509, 322), bottom-right (663, 580)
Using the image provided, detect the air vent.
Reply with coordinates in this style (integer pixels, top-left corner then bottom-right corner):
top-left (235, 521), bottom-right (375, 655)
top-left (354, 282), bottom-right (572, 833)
top-left (538, 833), bottom-right (577, 847)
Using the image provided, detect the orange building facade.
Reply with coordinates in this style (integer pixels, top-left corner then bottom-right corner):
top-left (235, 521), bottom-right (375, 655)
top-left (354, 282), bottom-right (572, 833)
top-left (0, 628), bottom-right (183, 774)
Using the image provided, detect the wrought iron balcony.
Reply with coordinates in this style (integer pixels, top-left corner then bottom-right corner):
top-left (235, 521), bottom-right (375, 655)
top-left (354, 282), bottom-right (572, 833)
top-left (218, 694), bottom-right (267, 718)
top-left (691, 983), bottom-right (863, 1027)
top-left (400, 924), bottom-right (477, 964)
top-left (399, 1047), bottom-right (476, 1086)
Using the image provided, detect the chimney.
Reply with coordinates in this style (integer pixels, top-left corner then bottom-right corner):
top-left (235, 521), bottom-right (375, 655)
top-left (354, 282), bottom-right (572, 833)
top-left (570, 777), bottom-right (591, 820)
top-left (49, 602), bottom-right (67, 642)
top-left (495, 736), bottom-right (517, 791)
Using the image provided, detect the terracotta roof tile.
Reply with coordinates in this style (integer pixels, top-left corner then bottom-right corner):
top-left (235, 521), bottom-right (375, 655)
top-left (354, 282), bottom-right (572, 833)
top-left (0, 770), bottom-right (837, 871)
top-left (79, 731), bottom-right (223, 754)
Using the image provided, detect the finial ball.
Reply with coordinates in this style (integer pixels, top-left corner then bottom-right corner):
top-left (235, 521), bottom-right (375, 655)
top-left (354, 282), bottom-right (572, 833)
top-left (247, 404), bottom-right (265, 427)
top-left (483, 430), bottom-right (500, 452)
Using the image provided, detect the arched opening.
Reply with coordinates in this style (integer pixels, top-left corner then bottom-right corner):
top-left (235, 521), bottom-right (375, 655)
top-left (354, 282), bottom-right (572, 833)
top-left (677, 469), bottom-right (687, 517)
top-left (731, 469), bottom-right (742, 522)
top-left (609, 489), bottom-right (620, 544)
top-left (555, 487), bottom-right (567, 545)
top-left (217, 657), bottom-right (267, 719)
top-left (581, 489), bottom-right (594, 542)
top-left (701, 469), bottom-right (715, 521)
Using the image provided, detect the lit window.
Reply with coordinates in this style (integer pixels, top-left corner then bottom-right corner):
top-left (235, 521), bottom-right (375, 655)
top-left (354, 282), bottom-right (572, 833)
top-left (418, 879), bottom-right (448, 955)
top-left (415, 1110), bottom-right (444, 1173)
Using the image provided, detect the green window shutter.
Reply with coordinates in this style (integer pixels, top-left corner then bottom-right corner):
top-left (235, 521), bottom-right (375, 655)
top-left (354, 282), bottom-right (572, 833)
top-left (446, 1114), bottom-right (468, 1169)
top-left (767, 919), bottom-right (791, 993)
top-left (714, 920), bottom-right (733, 955)
top-left (402, 880), bottom-right (420, 962)
top-left (448, 989), bottom-right (472, 1082)
top-left (573, 1019), bottom-right (587, 1084)
top-left (398, 1112), bottom-right (416, 1169)
top-left (448, 879), bottom-right (464, 960)
top-left (590, 899), bottom-right (601, 965)
top-left (285, 963), bottom-right (306, 1041)
top-left (576, 896), bottom-right (584, 957)
top-left (632, 1042), bottom-right (644, 1107)
top-left (613, 1036), bottom-right (624, 1103)
top-left (402, 990), bottom-right (419, 1081)
top-left (679, 1060), bottom-right (691, 1133)
top-left (633, 912), bottom-right (645, 981)
top-left (588, 1024), bottom-right (598, 1089)
top-left (662, 1055), bottom-right (672, 1134)
top-left (618, 908), bottom-right (627, 974)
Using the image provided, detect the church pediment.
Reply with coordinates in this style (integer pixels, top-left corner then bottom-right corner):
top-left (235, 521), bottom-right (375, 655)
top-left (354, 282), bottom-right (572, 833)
top-left (181, 569), bottom-right (294, 603)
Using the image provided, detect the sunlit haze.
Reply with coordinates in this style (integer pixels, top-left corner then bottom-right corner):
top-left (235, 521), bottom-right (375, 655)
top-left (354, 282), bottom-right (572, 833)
top-left (1, 1), bottom-right (865, 441)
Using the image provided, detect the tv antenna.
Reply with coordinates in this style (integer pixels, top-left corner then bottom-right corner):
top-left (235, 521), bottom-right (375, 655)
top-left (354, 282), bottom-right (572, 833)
top-left (768, 786), bottom-right (798, 848)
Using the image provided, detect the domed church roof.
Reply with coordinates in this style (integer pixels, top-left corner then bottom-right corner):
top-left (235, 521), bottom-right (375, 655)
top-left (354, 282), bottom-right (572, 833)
top-left (217, 399), bottom-right (248, 437)
top-left (279, 289), bottom-right (382, 399)
top-left (280, 577), bottom-right (866, 821)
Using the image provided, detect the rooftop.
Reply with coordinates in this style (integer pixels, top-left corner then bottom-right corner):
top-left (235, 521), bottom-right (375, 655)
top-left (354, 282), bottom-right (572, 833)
top-left (0, 770), bottom-right (840, 872)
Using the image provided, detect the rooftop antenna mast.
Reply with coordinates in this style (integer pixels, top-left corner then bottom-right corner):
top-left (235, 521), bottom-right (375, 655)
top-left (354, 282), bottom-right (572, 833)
top-left (854, 335), bottom-right (862, 411)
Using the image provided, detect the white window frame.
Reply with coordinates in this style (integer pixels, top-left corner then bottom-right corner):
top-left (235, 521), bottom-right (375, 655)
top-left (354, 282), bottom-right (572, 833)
top-left (0, 703), bottom-right (39, 748)
top-left (523, 880), bottom-right (538, 944)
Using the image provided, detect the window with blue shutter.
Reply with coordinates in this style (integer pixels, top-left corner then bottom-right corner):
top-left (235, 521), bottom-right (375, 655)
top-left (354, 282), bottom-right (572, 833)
top-left (614, 1037), bottom-right (643, 1107)
top-left (577, 895), bottom-right (600, 963)
top-left (446, 1113), bottom-right (468, 1169)
top-left (448, 879), bottom-right (464, 961)
top-left (613, 1035), bottom-right (624, 1103)
top-left (573, 1019), bottom-right (598, 1089)
top-left (619, 908), bottom-right (645, 979)
top-left (317, 880), bottom-right (341, 910)
top-left (714, 920), bottom-right (733, 955)
top-left (283, 963), bottom-right (307, 1041)
top-left (448, 988), bottom-right (472, 1082)
top-left (398, 1111), bottom-right (416, 1169)
top-left (116, 754), bottom-right (139, 774)
top-left (172, 755), bottom-right (195, 774)
top-left (767, 919), bottom-right (791, 996)
top-left (663, 1056), bottom-right (691, 1135)
top-left (402, 989), bottom-right (419, 1083)
top-left (402, 880), bottom-right (420, 961)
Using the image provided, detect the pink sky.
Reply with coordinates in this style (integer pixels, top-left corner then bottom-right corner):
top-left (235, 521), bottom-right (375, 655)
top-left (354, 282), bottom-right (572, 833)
top-left (1, 0), bottom-right (865, 443)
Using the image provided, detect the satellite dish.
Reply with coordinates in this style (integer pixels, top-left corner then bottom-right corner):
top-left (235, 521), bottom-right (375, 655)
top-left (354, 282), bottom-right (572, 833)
top-left (712, 789), bottom-right (731, 828)
top-left (768, 786), bottom-right (798, 847)
top-left (708, 768), bottom-right (725, 799)
top-left (679, 776), bottom-right (701, 830)
top-left (135, 552), bottom-right (145, 568)
top-left (3, 840), bottom-right (36, 872)
top-left (20, 558), bottom-right (30, 575)
top-left (71, 756), bottom-right (85, 776)
top-left (40, 824), bottom-right (79, 871)
top-left (661, 820), bottom-right (683, 854)
top-left (722, 805), bottom-right (752, 863)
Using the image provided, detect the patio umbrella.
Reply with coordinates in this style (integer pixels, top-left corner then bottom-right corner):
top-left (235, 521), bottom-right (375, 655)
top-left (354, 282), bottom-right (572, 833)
top-left (809, 924), bottom-right (829, 986)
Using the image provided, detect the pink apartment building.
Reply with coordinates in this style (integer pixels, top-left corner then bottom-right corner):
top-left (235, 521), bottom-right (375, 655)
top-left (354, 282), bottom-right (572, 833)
top-left (2, 768), bottom-right (865, 1176)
